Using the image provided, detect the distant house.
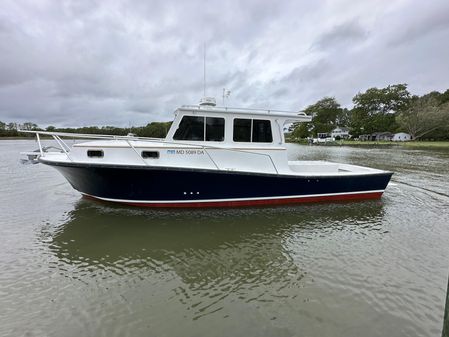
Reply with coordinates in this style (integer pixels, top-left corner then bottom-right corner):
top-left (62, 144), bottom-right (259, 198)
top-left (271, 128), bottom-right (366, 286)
top-left (392, 132), bottom-right (411, 142)
top-left (359, 132), bottom-right (393, 141)
top-left (376, 132), bottom-right (393, 141)
top-left (313, 132), bottom-right (334, 143)
top-left (359, 134), bottom-right (371, 141)
top-left (331, 127), bottom-right (350, 139)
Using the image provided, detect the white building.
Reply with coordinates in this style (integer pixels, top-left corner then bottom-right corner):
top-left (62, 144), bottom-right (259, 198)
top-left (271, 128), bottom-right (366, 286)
top-left (331, 127), bottom-right (350, 139)
top-left (392, 132), bottom-right (411, 142)
top-left (313, 132), bottom-right (334, 143)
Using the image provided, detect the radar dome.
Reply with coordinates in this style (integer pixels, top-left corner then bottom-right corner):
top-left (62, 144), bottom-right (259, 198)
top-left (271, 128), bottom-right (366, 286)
top-left (199, 97), bottom-right (216, 106)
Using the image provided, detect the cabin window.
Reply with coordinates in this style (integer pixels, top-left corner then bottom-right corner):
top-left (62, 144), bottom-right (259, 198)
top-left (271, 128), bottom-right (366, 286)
top-left (173, 116), bottom-right (225, 141)
top-left (233, 118), bottom-right (252, 142)
top-left (252, 119), bottom-right (272, 143)
top-left (206, 117), bottom-right (225, 141)
top-left (233, 118), bottom-right (272, 143)
top-left (141, 151), bottom-right (159, 159)
top-left (87, 150), bottom-right (104, 158)
top-left (173, 116), bottom-right (204, 141)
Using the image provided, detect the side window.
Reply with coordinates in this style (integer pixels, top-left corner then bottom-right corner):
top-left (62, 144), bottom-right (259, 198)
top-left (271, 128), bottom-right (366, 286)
top-left (206, 117), bottom-right (225, 141)
top-left (252, 119), bottom-right (272, 142)
top-left (173, 116), bottom-right (204, 141)
top-left (233, 118), bottom-right (251, 142)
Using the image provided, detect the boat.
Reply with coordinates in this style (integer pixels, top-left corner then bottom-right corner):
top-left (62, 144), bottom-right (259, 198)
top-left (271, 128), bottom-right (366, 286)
top-left (20, 97), bottom-right (393, 207)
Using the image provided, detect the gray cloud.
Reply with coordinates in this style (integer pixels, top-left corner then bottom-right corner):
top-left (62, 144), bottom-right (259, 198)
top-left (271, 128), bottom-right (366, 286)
top-left (387, 3), bottom-right (449, 47)
top-left (312, 21), bottom-right (368, 51)
top-left (285, 60), bottom-right (331, 83)
top-left (0, 0), bottom-right (448, 127)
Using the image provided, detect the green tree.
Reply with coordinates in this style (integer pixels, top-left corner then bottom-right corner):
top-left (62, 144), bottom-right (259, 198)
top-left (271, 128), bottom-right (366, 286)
top-left (138, 122), bottom-right (172, 138)
top-left (353, 84), bottom-right (410, 114)
top-left (397, 92), bottom-right (449, 140)
top-left (7, 122), bottom-right (17, 130)
top-left (336, 108), bottom-right (351, 127)
top-left (439, 88), bottom-right (449, 105)
top-left (303, 97), bottom-right (342, 137)
top-left (290, 122), bottom-right (312, 139)
top-left (0, 121), bottom-right (5, 130)
top-left (350, 84), bottom-right (411, 136)
top-left (21, 122), bottom-right (39, 130)
top-left (101, 126), bottom-right (127, 136)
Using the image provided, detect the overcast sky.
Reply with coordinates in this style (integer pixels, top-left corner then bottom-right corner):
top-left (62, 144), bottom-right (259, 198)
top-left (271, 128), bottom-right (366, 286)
top-left (1, 0), bottom-right (449, 127)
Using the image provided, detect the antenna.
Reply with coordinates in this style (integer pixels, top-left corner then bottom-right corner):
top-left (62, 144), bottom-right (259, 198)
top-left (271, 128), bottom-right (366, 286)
top-left (199, 43), bottom-right (216, 107)
top-left (222, 88), bottom-right (231, 105)
top-left (203, 43), bottom-right (206, 97)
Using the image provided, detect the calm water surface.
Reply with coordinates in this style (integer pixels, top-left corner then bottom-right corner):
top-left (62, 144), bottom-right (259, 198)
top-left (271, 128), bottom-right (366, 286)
top-left (1, 140), bottom-right (449, 337)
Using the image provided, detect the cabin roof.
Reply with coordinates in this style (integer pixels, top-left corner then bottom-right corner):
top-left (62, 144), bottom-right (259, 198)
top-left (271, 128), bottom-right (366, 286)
top-left (176, 105), bottom-right (312, 122)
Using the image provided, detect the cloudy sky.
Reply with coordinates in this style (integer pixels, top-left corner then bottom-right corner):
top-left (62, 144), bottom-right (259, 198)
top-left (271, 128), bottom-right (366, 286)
top-left (1, 0), bottom-right (449, 127)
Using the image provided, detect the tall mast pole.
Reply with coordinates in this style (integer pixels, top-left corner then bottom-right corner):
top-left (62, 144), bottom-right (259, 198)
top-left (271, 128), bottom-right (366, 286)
top-left (203, 43), bottom-right (206, 97)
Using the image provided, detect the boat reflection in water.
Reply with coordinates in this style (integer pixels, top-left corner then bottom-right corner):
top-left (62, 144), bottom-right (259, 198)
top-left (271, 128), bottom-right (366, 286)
top-left (48, 200), bottom-right (385, 320)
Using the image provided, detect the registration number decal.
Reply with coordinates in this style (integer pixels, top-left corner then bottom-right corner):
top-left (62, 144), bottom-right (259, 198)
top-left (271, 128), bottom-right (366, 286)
top-left (166, 149), bottom-right (205, 155)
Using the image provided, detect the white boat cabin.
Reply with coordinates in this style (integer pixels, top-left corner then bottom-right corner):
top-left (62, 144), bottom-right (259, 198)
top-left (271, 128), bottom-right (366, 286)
top-left (63, 104), bottom-right (311, 174)
top-left (167, 104), bottom-right (310, 146)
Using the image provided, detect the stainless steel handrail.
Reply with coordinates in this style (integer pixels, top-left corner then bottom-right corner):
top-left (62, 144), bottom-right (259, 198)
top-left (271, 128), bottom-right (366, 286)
top-left (52, 135), bottom-right (73, 162)
top-left (18, 130), bottom-right (163, 141)
top-left (19, 130), bottom-right (280, 174)
top-left (180, 105), bottom-right (309, 116)
top-left (125, 138), bottom-right (149, 166)
top-left (55, 135), bottom-right (71, 153)
top-left (36, 133), bottom-right (43, 156)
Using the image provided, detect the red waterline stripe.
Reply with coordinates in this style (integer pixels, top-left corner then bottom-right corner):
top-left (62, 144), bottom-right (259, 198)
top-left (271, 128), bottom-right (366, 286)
top-left (84, 192), bottom-right (383, 208)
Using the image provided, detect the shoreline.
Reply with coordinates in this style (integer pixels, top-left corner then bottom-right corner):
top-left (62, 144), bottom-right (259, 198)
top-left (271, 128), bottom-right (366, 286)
top-left (287, 140), bottom-right (449, 149)
top-left (3, 137), bottom-right (449, 148)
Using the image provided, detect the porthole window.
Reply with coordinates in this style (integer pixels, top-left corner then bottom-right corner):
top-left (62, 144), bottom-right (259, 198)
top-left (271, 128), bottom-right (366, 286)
top-left (142, 151), bottom-right (159, 159)
top-left (87, 150), bottom-right (104, 158)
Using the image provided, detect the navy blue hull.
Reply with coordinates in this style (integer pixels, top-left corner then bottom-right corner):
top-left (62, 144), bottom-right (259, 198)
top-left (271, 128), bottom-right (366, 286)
top-left (43, 161), bottom-right (393, 207)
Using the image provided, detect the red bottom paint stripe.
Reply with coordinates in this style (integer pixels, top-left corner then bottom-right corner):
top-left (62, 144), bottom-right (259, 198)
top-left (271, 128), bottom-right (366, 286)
top-left (84, 192), bottom-right (383, 208)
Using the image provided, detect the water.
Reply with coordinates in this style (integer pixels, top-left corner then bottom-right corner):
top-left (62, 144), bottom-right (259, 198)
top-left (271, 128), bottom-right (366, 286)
top-left (1, 140), bottom-right (449, 337)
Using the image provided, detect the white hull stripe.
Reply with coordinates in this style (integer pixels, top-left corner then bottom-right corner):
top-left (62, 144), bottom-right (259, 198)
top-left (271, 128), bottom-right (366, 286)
top-left (81, 189), bottom-right (385, 204)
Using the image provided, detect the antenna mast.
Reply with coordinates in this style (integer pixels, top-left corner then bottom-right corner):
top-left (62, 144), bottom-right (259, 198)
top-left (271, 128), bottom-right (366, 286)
top-left (198, 43), bottom-right (216, 107)
top-left (203, 43), bottom-right (206, 97)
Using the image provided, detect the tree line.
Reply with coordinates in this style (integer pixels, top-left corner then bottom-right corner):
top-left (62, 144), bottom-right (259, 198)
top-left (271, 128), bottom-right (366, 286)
top-left (290, 84), bottom-right (449, 140)
top-left (0, 121), bottom-right (172, 138)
